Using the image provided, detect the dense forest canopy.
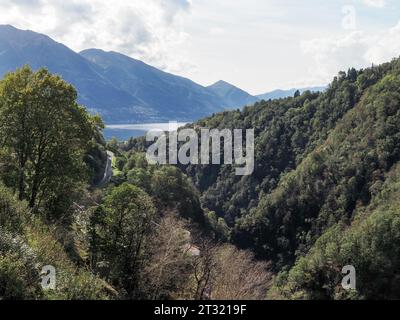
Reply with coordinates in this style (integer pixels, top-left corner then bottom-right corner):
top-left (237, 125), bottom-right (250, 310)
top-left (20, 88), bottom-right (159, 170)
top-left (122, 57), bottom-right (400, 299)
top-left (1, 56), bottom-right (400, 300)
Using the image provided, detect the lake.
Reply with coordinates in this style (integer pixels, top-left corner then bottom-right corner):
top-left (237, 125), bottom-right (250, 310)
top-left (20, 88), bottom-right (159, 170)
top-left (104, 123), bottom-right (188, 141)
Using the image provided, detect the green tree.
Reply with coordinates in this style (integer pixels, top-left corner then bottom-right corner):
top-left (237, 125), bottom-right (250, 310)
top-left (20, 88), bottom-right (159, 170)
top-left (90, 183), bottom-right (156, 298)
top-left (0, 66), bottom-right (98, 216)
top-left (150, 166), bottom-right (204, 223)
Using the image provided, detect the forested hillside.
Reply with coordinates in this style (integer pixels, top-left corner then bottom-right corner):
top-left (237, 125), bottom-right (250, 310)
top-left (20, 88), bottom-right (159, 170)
top-left (123, 57), bottom-right (400, 299)
top-left (185, 58), bottom-right (400, 298)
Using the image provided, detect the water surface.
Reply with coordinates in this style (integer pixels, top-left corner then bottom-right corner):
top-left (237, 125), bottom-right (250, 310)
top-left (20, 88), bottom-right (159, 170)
top-left (104, 123), bottom-right (188, 141)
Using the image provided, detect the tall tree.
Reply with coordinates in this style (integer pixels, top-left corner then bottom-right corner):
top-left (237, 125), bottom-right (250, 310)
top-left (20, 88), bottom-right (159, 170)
top-left (89, 183), bottom-right (156, 298)
top-left (0, 66), bottom-right (99, 215)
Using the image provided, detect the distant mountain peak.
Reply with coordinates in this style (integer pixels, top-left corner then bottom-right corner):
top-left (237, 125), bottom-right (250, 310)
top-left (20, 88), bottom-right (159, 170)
top-left (80, 48), bottom-right (152, 70)
top-left (0, 25), bottom-right (70, 54)
top-left (0, 24), bottom-right (48, 39)
top-left (210, 79), bottom-right (234, 87)
top-left (0, 24), bottom-right (17, 30)
top-left (208, 80), bottom-right (245, 92)
top-left (207, 80), bottom-right (259, 108)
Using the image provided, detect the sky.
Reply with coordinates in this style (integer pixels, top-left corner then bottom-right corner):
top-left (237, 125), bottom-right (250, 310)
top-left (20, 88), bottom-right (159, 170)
top-left (0, 0), bottom-right (400, 94)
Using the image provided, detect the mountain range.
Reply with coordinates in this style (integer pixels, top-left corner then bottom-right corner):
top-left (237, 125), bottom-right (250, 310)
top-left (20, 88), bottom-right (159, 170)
top-left (0, 25), bottom-right (325, 124)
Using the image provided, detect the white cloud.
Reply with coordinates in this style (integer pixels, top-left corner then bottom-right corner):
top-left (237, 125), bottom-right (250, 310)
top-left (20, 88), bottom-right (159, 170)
top-left (0, 0), bottom-right (193, 73)
top-left (209, 27), bottom-right (225, 36)
top-left (301, 21), bottom-right (400, 84)
top-left (301, 31), bottom-right (370, 84)
top-left (363, 0), bottom-right (386, 8)
top-left (365, 22), bottom-right (400, 63)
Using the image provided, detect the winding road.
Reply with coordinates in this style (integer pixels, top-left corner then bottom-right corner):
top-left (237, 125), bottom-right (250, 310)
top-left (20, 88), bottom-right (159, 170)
top-left (97, 151), bottom-right (114, 187)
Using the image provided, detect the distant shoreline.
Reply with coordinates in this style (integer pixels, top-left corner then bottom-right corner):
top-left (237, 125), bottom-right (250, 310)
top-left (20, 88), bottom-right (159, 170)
top-left (106, 122), bottom-right (188, 131)
top-left (104, 122), bottom-right (189, 141)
